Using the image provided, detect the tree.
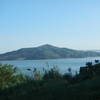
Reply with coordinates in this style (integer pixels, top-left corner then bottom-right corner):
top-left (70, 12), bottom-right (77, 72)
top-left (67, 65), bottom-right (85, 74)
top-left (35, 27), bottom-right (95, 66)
top-left (0, 64), bottom-right (25, 89)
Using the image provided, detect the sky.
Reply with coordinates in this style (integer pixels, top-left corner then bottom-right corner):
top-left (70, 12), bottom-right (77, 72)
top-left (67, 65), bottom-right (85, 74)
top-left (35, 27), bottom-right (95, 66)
top-left (0, 0), bottom-right (100, 53)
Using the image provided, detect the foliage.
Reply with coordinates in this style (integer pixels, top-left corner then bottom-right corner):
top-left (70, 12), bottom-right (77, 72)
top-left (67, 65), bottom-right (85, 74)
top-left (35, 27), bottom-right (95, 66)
top-left (43, 66), bottom-right (62, 80)
top-left (0, 64), bottom-right (26, 89)
top-left (0, 61), bottom-right (100, 100)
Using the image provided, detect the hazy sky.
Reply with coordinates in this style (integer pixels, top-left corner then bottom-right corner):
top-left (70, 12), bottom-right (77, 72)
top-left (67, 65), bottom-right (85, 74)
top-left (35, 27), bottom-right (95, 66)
top-left (0, 0), bottom-right (100, 53)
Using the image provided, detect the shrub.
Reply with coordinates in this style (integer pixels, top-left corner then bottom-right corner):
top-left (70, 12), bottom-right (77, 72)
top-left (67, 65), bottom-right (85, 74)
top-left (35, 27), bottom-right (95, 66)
top-left (43, 66), bottom-right (62, 80)
top-left (0, 64), bottom-right (26, 89)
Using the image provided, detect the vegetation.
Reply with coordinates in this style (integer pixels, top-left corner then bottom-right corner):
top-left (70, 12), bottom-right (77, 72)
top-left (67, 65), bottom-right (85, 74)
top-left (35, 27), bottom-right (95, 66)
top-left (0, 44), bottom-right (100, 60)
top-left (0, 60), bottom-right (100, 100)
top-left (0, 64), bottom-right (26, 90)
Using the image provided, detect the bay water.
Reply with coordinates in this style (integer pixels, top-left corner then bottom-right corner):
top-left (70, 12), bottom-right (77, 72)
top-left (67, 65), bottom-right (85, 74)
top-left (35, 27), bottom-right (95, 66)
top-left (0, 57), bottom-right (100, 76)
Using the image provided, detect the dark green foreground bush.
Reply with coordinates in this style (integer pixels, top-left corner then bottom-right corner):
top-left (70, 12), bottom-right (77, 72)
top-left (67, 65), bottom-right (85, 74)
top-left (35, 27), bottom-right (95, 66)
top-left (0, 62), bottom-right (100, 100)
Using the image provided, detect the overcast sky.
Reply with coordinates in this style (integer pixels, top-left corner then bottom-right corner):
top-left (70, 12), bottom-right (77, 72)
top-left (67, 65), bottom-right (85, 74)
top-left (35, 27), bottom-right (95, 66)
top-left (0, 0), bottom-right (100, 53)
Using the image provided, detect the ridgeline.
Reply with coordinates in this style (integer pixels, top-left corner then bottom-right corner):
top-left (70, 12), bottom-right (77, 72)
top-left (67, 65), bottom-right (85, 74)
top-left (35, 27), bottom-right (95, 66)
top-left (0, 44), bottom-right (100, 60)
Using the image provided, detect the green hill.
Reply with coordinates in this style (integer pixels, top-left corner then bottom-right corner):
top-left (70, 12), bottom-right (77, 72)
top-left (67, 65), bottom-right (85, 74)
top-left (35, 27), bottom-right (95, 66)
top-left (0, 44), bottom-right (100, 60)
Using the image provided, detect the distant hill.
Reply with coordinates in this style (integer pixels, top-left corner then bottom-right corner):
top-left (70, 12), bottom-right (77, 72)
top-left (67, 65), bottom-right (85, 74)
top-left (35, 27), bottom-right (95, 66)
top-left (0, 44), bottom-right (100, 60)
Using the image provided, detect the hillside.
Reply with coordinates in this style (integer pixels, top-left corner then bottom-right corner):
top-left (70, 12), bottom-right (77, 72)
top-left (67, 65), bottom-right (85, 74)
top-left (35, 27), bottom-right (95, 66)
top-left (0, 44), bottom-right (100, 60)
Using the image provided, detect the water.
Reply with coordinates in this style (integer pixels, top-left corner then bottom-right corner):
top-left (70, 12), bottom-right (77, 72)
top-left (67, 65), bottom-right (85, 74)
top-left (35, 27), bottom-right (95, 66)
top-left (0, 57), bottom-right (100, 75)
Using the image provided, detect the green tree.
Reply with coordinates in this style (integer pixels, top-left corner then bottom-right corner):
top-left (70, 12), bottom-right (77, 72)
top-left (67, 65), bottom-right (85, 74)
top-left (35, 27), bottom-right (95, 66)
top-left (0, 64), bottom-right (25, 89)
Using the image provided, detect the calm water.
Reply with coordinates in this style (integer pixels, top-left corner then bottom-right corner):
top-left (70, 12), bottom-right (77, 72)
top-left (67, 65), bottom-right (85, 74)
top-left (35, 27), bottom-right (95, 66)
top-left (0, 57), bottom-right (100, 75)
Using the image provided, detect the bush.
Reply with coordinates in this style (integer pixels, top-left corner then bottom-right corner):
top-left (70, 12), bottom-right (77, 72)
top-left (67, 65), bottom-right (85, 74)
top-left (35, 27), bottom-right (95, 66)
top-left (0, 61), bottom-right (100, 100)
top-left (43, 67), bottom-right (62, 80)
top-left (0, 64), bottom-right (26, 89)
